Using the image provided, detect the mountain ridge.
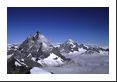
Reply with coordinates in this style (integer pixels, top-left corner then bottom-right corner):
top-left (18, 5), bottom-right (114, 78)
top-left (7, 31), bottom-right (109, 74)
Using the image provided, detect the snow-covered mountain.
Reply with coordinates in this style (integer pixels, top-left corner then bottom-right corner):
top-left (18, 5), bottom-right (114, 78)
top-left (7, 31), bottom-right (70, 74)
top-left (7, 32), bottom-right (109, 74)
top-left (55, 39), bottom-right (109, 55)
top-left (59, 39), bottom-right (79, 53)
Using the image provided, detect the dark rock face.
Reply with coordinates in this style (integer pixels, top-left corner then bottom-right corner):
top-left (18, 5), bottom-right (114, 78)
top-left (7, 50), bottom-right (15, 55)
top-left (7, 58), bottom-right (31, 74)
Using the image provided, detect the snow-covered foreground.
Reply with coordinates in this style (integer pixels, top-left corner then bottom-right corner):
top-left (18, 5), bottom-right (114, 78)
top-left (30, 67), bottom-right (51, 74)
top-left (42, 54), bottom-right (109, 74)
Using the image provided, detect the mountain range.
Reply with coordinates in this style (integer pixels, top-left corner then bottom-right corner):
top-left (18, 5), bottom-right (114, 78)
top-left (7, 31), bottom-right (109, 74)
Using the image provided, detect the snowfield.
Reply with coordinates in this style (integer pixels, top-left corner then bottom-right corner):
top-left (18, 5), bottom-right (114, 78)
top-left (30, 67), bottom-right (51, 74)
top-left (37, 53), bottom-right (64, 66)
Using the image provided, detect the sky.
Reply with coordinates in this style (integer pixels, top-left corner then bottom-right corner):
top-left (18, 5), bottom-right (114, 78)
top-left (7, 7), bottom-right (109, 46)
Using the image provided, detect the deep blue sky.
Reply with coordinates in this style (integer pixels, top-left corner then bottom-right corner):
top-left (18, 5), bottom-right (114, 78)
top-left (7, 7), bottom-right (109, 46)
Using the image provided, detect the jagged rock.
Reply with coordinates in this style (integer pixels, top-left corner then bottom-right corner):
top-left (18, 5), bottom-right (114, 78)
top-left (7, 58), bottom-right (31, 74)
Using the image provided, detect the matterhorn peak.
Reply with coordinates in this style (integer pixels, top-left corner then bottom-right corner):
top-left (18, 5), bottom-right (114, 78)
top-left (33, 31), bottom-right (41, 39)
top-left (35, 31), bottom-right (41, 36)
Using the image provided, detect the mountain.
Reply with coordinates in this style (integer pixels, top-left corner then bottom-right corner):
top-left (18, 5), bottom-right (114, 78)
top-left (7, 31), bottom-right (71, 74)
top-left (7, 32), bottom-right (109, 74)
top-left (58, 39), bottom-right (79, 53)
top-left (56, 39), bottom-right (109, 55)
top-left (81, 44), bottom-right (109, 55)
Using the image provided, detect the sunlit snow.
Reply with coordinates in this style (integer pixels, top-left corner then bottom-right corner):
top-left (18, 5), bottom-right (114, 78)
top-left (30, 67), bottom-right (51, 74)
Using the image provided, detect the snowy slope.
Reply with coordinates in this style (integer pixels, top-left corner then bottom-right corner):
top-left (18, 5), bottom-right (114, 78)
top-left (37, 53), bottom-right (64, 66)
top-left (30, 67), bottom-right (51, 74)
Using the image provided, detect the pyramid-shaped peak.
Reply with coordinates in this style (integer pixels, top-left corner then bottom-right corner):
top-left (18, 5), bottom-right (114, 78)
top-left (33, 31), bottom-right (41, 39)
top-left (34, 31), bottom-right (41, 36)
